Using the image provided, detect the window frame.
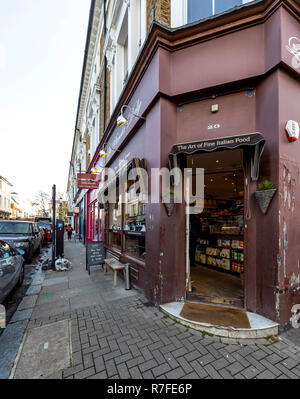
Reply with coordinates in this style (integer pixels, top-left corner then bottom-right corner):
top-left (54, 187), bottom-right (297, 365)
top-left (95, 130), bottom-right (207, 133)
top-left (104, 179), bottom-right (146, 262)
top-left (171, 0), bottom-right (254, 28)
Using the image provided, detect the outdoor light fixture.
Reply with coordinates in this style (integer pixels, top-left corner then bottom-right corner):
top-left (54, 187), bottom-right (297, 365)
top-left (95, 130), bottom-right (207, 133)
top-left (99, 149), bottom-right (108, 158)
top-left (99, 144), bottom-right (121, 159)
top-left (117, 105), bottom-right (146, 128)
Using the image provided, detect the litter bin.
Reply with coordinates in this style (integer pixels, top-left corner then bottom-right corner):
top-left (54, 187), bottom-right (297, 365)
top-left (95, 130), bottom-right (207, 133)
top-left (124, 264), bottom-right (131, 290)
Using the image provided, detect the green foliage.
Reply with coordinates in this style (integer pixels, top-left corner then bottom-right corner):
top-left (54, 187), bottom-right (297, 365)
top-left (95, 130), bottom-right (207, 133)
top-left (162, 190), bottom-right (174, 196)
top-left (258, 180), bottom-right (276, 191)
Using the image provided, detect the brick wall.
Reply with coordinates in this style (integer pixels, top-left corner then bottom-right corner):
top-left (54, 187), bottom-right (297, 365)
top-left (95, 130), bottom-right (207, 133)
top-left (147, 0), bottom-right (171, 31)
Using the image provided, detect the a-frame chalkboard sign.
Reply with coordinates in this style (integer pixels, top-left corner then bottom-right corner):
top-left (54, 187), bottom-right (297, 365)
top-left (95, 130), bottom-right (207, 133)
top-left (86, 241), bottom-right (105, 275)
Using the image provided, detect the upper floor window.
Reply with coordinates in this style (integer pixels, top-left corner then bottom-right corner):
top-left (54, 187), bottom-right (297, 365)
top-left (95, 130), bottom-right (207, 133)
top-left (172, 0), bottom-right (253, 27)
top-left (188, 0), bottom-right (245, 23)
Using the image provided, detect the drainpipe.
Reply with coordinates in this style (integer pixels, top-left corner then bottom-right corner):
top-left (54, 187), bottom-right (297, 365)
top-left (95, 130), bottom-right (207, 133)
top-left (152, 5), bottom-right (155, 22)
top-left (103, 0), bottom-right (107, 136)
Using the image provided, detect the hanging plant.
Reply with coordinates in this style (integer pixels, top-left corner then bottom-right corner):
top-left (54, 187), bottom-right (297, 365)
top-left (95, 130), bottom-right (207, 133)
top-left (254, 180), bottom-right (277, 215)
top-left (162, 189), bottom-right (175, 217)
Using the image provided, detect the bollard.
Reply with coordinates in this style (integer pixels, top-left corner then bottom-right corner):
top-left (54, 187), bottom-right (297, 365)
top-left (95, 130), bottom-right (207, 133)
top-left (0, 304), bottom-right (6, 329)
top-left (124, 264), bottom-right (131, 290)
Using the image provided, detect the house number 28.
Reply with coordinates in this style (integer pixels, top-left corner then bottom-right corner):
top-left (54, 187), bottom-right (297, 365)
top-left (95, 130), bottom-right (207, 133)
top-left (208, 124), bottom-right (221, 130)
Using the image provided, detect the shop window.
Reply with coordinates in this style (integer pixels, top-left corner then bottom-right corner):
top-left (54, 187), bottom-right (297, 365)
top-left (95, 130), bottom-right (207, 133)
top-left (108, 198), bottom-right (122, 230)
top-left (123, 186), bottom-right (146, 260)
top-left (105, 167), bottom-right (146, 260)
top-left (94, 203), bottom-right (99, 241)
top-left (108, 197), bottom-right (122, 252)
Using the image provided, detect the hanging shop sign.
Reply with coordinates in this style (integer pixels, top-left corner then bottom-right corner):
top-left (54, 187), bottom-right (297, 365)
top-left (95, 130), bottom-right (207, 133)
top-left (285, 120), bottom-right (299, 142)
top-left (169, 132), bottom-right (265, 182)
top-left (77, 173), bottom-right (101, 190)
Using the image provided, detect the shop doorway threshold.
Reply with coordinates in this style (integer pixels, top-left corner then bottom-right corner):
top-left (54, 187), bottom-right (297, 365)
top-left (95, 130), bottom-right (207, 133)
top-left (160, 302), bottom-right (279, 339)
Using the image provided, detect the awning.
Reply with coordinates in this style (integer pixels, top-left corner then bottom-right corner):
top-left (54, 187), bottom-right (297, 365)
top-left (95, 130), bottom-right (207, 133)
top-left (169, 132), bottom-right (265, 181)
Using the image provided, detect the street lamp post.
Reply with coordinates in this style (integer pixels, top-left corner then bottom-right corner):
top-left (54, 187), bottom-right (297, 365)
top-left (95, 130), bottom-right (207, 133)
top-left (52, 184), bottom-right (56, 270)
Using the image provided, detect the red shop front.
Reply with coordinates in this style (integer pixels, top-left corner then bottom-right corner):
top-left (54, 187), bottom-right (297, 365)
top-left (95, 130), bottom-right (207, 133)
top-left (86, 188), bottom-right (104, 242)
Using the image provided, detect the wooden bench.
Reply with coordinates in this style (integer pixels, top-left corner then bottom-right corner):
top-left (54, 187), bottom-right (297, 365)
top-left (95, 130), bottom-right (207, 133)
top-left (104, 258), bottom-right (125, 287)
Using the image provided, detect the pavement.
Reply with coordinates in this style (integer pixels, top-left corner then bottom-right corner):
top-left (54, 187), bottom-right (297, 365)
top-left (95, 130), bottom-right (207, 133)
top-left (1, 238), bottom-right (300, 379)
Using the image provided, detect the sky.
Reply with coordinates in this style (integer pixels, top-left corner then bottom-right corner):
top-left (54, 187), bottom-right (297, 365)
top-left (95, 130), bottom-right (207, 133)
top-left (0, 0), bottom-right (91, 202)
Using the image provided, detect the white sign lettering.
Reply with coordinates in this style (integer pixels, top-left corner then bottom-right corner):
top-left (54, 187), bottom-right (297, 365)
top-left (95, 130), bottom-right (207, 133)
top-left (208, 124), bottom-right (221, 130)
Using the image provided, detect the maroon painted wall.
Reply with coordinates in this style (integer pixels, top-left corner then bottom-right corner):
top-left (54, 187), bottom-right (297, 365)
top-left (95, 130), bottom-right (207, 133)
top-left (278, 71), bottom-right (300, 326)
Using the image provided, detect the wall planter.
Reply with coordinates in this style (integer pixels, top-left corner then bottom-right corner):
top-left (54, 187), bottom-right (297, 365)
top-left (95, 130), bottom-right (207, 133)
top-left (162, 190), bottom-right (175, 217)
top-left (254, 181), bottom-right (277, 215)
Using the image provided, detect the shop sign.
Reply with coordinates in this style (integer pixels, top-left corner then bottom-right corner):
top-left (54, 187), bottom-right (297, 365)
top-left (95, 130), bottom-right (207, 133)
top-left (77, 173), bottom-right (100, 189)
top-left (171, 133), bottom-right (264, 155)
top-left (169, 133), bottom-right (265, 181)
top-left (86, 241), bottom-right (105, 275)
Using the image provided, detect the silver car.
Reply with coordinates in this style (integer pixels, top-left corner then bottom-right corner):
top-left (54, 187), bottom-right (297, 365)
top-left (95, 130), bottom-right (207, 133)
top-left (0, 240), bottom-right (25, 303)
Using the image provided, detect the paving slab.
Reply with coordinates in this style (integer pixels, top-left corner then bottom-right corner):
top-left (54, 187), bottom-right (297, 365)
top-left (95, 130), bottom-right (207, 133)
top-left (43, 276), bottom-right (69, 286)
top-left (0, 320), bottom-right (28, 379)
top-left (13, 319), bottom-right (71, 379)
top-left (39, 282), bottom-right (69, 297)
top-left (69, 293), bottom-right (105, 311)
top-left (26, 284), bottom-right (42, 296)
top-left (10, 309), bottom-right (33, 323)
top-left (18, 295), bottom-right (38, 311)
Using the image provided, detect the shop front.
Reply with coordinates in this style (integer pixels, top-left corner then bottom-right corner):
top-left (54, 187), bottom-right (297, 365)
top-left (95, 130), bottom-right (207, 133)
top-left (86, 187), bottom-right (104, 243)
top-left (86, 0), bottom-right (300, 328)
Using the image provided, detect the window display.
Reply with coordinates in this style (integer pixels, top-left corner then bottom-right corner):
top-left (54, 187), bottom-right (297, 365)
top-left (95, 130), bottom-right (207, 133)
top-left (108, 196), bottom-right (122, 230)
top-left (105, 184), bottom-right (146, 260)
top-left (123, 188), bottom-right (146, 259)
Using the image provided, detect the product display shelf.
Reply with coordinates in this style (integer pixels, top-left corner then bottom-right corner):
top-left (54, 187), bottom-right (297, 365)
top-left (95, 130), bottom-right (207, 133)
top-left (196, 238), bottom-right (244, 275)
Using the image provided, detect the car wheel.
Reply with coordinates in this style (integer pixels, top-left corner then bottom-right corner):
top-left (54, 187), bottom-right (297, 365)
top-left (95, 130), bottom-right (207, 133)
top-left (27, 248), bottom-right (33, 264)
top-left (17, 263), bottom-right (25, 287)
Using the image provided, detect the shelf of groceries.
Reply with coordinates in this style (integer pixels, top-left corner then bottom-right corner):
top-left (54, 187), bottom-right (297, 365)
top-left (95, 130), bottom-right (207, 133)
top-left (195, 198), bottom-right (245, 275)
top-left (195, 237), bottom-right (244, 274)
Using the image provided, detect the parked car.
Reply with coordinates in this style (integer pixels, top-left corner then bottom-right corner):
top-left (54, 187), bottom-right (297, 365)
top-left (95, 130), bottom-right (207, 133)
top-left (39, 227), bottom-right (48, 246)
top-left (0, 240), bottom-right (25, 303)
top-left (0, 221), bottom-right (42, 264)
top-left (35, 217), bottom-right (51, 223)
top-left (37, 222), bottom-right (53, 241)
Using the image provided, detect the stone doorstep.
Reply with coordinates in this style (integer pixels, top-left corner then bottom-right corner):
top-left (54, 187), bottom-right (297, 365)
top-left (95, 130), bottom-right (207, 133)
top-left (160, 302), bottom-right (279, 339)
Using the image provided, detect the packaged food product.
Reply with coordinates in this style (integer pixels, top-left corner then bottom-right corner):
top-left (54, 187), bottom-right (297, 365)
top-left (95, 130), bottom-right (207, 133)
top-left (222, 240), bottom-right (231, 248)
top-left (206, 247), bottom-right (220, 256)
top-left (220, 258), bottom-right (230, 270)
top-left (220, 248), bottom-right (230, 259)
top-left (200, 254), bottom-right (206, 264)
